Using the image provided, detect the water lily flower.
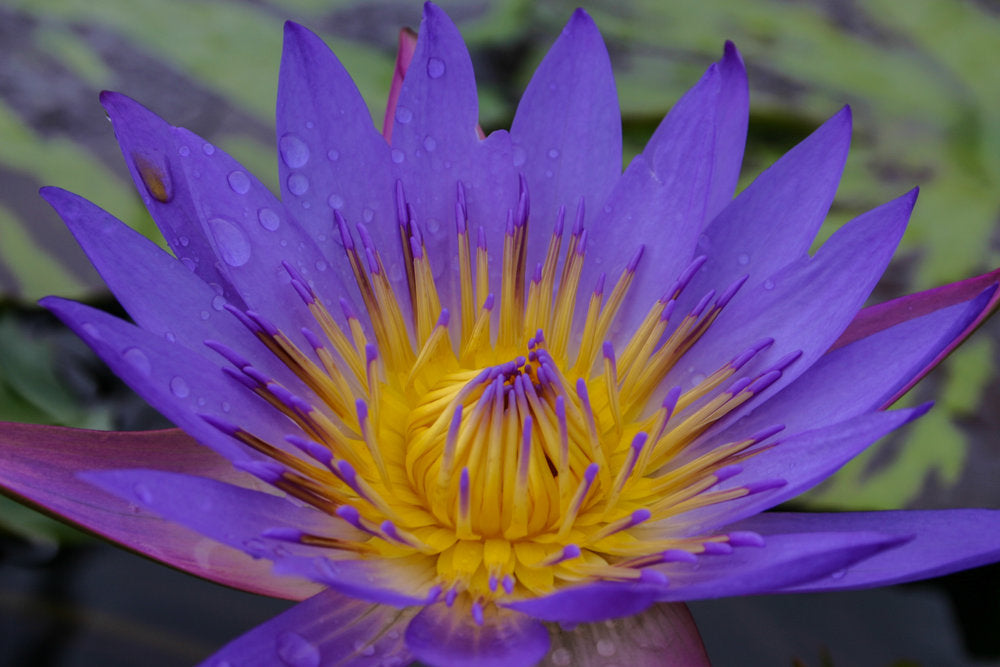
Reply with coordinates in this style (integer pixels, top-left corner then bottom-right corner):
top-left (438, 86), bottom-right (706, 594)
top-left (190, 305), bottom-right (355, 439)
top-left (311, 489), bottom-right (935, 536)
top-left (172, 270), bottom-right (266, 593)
top-left (5, 3), bottom-right (1000, 665)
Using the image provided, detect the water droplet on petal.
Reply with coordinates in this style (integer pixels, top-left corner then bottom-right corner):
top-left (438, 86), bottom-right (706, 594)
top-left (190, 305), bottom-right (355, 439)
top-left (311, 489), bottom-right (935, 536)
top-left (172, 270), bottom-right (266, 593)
top-left (326, 149), bottom-right (339, 161)
top-left (202, 143), bottom-right (215, 155)
top-left (394, 105), bottom-right (413, 124)
top-left (276, 631), bottom-right (320, 667)
top-left (178, 145), bottom-right (191, 157)
top-left (207, 217), bottom-right (251, 267)
top-left (178, 236), bottom-right (190, 247)
top-left (200, 310), bottom-right (210, 320)
top-left (181, 257), bottom-right (197, 272)
top-left (831, 568), bottom-right (847, 579)
top-left (221, 401), bottom-right (231, 413)
top-left (132, 483), bottom-right (153, 504)
top-left (512, 146), bottom-right (526, 167)
top-left (544, 169), bottom-right (553, 178)
top-left (551, 648), bottom-right (572, 666)
top-left (279, 133), bottom-right (310, 168)
top-left (390, 148), bottom-right (405, 164)
top-left (164, 332), bottom-right (176, 343)
top-left (596, 639), bottom-right (616, 657)
top-left (363, 207), bottom-right (374, 222)
top-left (287, 172), bottom-right (309, 196)
top-left (763, 279), bottom-right (775, 290)
top-left (548, 148), bottom-right (560, 159)
top-left (737, 252), bottom-right (750, 265)
top-left (427, 218), bottom-right (440, 234)
top-left (123, 347), bottom-right (151, 376)
top-left (427, 57), bottom-right (446, 78)
top-left (327, 194), bottom-right (344, 209)
top-left (169, 376), bottom-right (190, 398)
top-left (315, 260), bottom-right (327, 272)
top-left (211, 295), bottom-right (227, 311)
top-left (423, 135), bottom-right (437, 152)
top-left (227, 170), bottom-right (251, 194)
top-left (258, 207), bottom-right (280, 231)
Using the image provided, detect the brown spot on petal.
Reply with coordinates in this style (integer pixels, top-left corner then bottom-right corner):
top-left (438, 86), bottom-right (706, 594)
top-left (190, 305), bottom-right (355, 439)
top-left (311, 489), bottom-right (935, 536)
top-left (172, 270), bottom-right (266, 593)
top-left (133, 152), bottom-right (173, 203)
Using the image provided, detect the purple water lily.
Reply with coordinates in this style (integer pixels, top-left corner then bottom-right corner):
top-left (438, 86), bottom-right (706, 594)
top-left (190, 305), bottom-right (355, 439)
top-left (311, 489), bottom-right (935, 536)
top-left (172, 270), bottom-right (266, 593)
top-left (4, 3), bottom-right (1000, 665)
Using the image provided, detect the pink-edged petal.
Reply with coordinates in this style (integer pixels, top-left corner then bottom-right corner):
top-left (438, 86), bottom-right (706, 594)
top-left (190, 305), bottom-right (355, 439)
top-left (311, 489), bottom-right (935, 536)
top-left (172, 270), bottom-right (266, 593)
top-left (673, 406), bottom-right (929, 535)
top-left (735, 510), bottom-right (1000, 592)
top-left (102, 92), bottom-right (348, 341)
top-left (542, 603), bottom-right (709, 667)
top-left (383, 27), bottom-right (418, 141)
top-left (0, 423), bottom-right (317, 600)
top-left (682, 107), bottom-right (852, 306)
top-left (658, 530), bottom-right (908, 601)
top-left (42, 298), bottom-right (307, 465)
top-left (277, 20), bottom-right (397, 287)
top-left (199, 589), bottom-right (415, 667)
top-left (504, 581), bottom-right (664, 623)
top-left (712, 285), bottom-right (994, 443)
top-left (390, 3), bottom-right (518, 312)
top-left (835, 266), bottom-right (1000, 405)
top-left (510, 8), bottom-right (621, 243)
top-left (668, 189), bottom-right (913, 404)
top-left (405, 602), bottom-right (549, 667)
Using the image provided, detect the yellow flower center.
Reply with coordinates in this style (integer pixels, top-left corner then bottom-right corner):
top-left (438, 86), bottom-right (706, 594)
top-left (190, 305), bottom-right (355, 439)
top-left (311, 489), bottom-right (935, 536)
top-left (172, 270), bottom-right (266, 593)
top-left (214, 182), bottom-right (781, 607)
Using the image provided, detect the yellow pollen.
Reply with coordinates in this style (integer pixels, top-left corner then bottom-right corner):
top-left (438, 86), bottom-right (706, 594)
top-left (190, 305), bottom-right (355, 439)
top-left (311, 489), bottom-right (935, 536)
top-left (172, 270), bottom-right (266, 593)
top-left (213, 186), bottom-right (783, 607)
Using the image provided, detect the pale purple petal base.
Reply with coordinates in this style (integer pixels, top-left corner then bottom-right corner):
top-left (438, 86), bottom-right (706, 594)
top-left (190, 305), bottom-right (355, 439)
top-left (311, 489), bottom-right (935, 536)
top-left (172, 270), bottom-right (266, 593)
top-left (406, 603), bottom-right (549, 667)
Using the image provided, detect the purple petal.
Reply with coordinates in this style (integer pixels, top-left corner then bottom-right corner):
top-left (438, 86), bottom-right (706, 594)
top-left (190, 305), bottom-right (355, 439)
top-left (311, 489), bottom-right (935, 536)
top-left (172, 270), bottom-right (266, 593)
top-left (0, 423), bottom-right (317, 600)
top-left (42, 297), bottom-right (308, 464)
top-left (511, 8), bottom-right (621, 245)
top-left (703, 41), bottom-right (749, 224)
top-left (504, 580), bottom-right (665, 623)
top-left (273, 554), bottom-right (430, 607)
top-left (390, 3), bottom-right (518, 312)
top-left (674, 406), bottom-right (928, 534)
top-left (102, 92), bottom-right (348, 341)
top-left (199, 589), bottom-right (415, 667)
top-left (81, 468), bottom-right (352, 558)
top-left (669, 189), bottom-right (914, 405)
top-left (682, 107), bottom-right (852, 306)
top-left (710, 286), bottom-right (993, 442)
top-left (405, 602), bottom-right (549, 667)
top-left (541, 603), bottom-right (709, 667)
top-left (835, 267), bottom-right (1000, 406)
top-left (658, 530), bottom-right (908, 601)
top-left (277, 21), bottom-right (397, 296)
top-left (735, 510), bottom-right (1000, 592)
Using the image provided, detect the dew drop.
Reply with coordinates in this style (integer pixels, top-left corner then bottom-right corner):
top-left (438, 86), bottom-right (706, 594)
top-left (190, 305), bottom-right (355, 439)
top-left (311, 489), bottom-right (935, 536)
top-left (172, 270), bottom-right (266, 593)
top-left (763, 279), bottom-right (775, 290)
top-left (211, 295), bottom-right (227, 311)
top-left (132, 483), bottom-right (153, 504)
top-left (327, 193), bottom-right (344, 209)
top-left (426, 218), bottom-right (440, 234)
top-left (362, 207), bottom-right (374, 222)
top-left (202, 143), bottom-right (215, 155)
top-left (123, 347), bottom-right (151, 376)
top-left (279, 133), bottom-right (310, 168)
top-left (315, 260), bottom-right (327, 272)
top-left (199, 310), bottom-right (210, 321)
top-left (551, 648), bottom-right (571, 665)
top-left (169, 376), bottom-right (190, 398)
top-left (181, 257), bottom-right (197, 272)
top-left (512, 145), bottom-right (526, 167)
top-left (737, 252), bottom-right (750, 266)
top-left (178, 145), bottom-right (191, 157)
top-left (227, 170), bottom-right (251, 194)
top-left (207, 217), bottom-right (251, 266)
top-left (426, 57), bottom-right (445, 78)
top-left (423, 135), bottom-right (437, 152)
top-left (81, 323), bottom-right (102, 340)
top-left (287, 172), bottom-right (310, 196)
top-left (596, 639), bottom-right (616, 657)
top-left (831, 568), bottom-right (847, 580)
top-left (548, 147), bottom-right (560, 159)
top-left (197, 397), bottom-right (206, 407)
top-left (326, 149), bottom-right (339, 161)
top-left (221, 401), bottom-right (231, 413)
top-left (276, 631), bottom-right (320, 667)
top-left (258, 207), bottom-right (281, 231)
top-left (544, 169), bottom-right (553, 178)
top-left (164, 332), bottom-right (176, 343)
top-left (390, 148), bottom-right (405, 164)
top-left (178, 236), bottom-right (190, 247)
top-left (394, 105), bottom-right (413, 124)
